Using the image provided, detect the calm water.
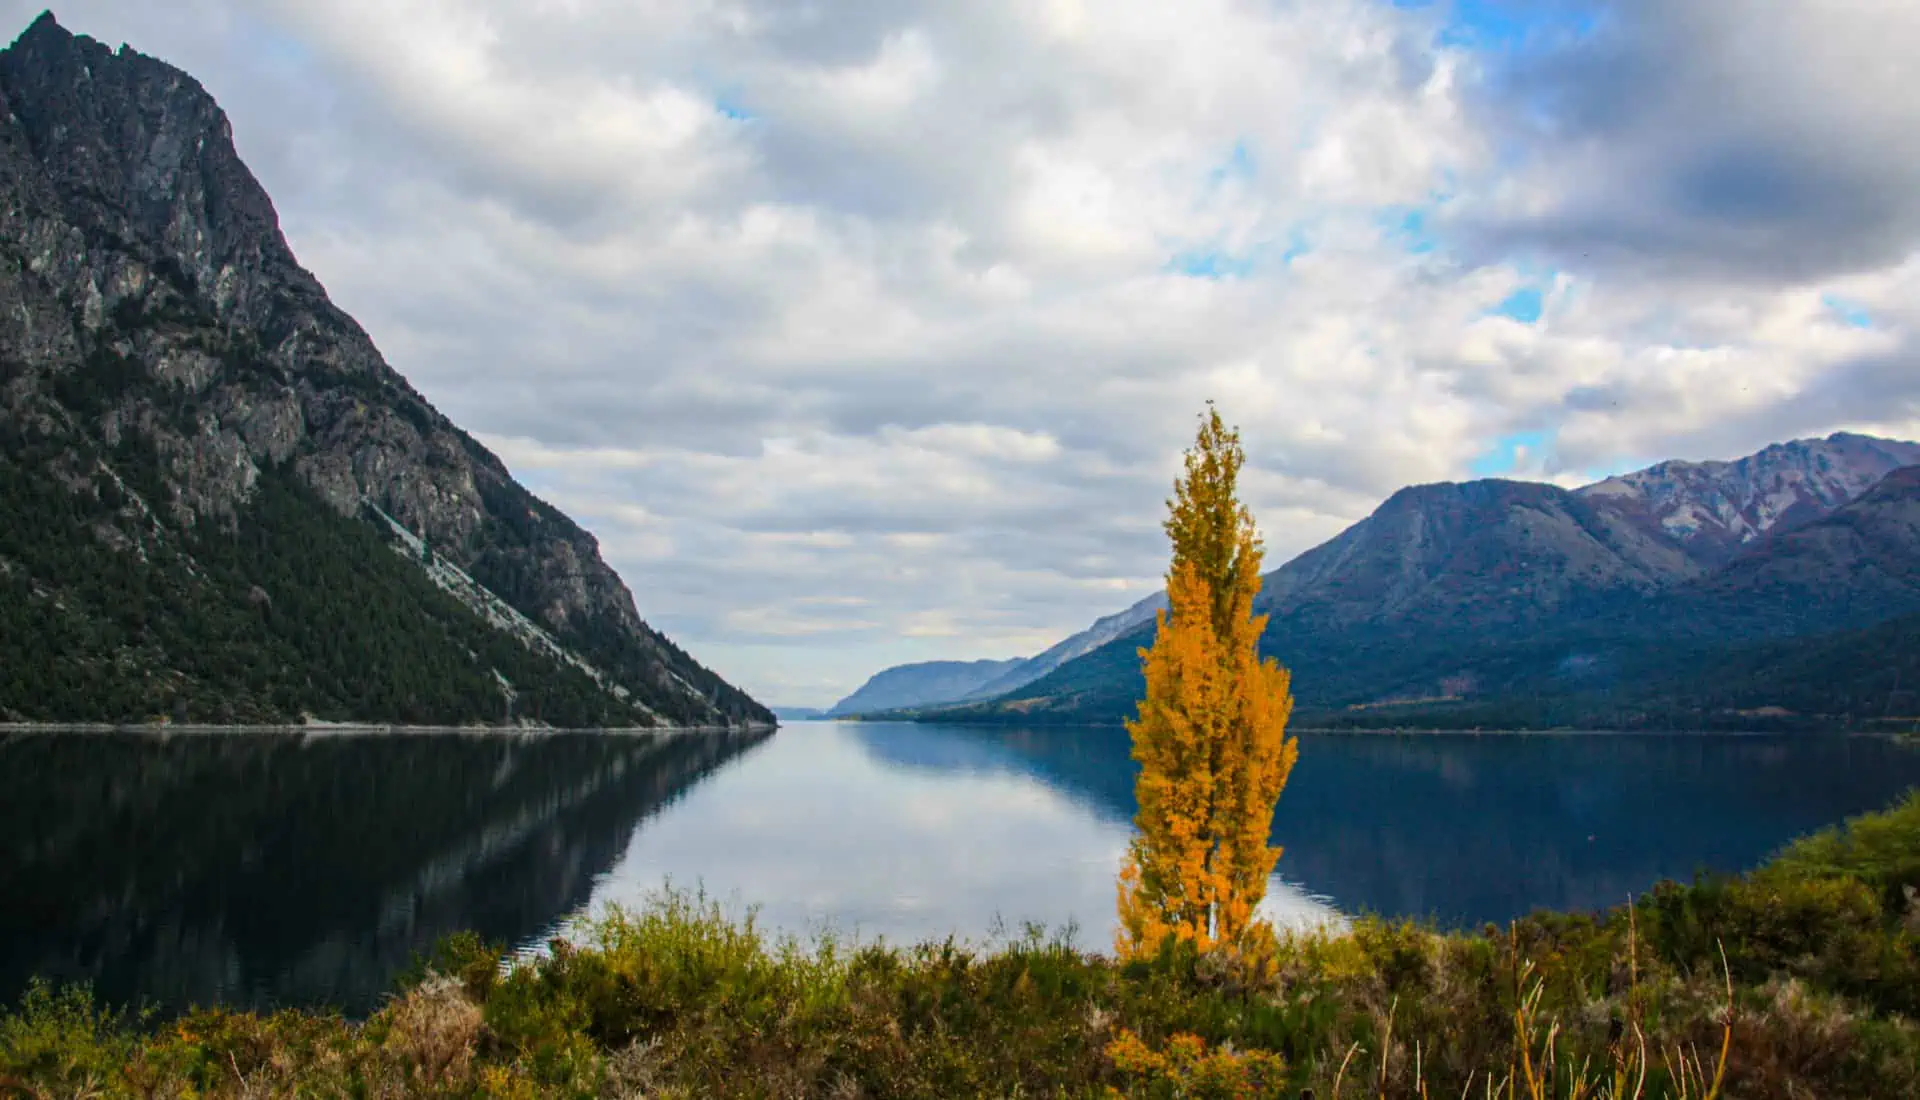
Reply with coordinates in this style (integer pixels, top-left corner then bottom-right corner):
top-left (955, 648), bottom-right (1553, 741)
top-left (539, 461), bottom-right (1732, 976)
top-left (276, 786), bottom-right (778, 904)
top-left (6, 722), bottom-right (1920, 1014)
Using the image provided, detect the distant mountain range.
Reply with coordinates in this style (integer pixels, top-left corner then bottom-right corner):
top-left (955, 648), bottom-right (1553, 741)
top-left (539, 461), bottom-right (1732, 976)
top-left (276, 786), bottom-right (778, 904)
top-left (0, 14), bottom-right (771, 728)
top-left (826, 659), bottom-right (1026, 717)
top-left (826, 597), bottom-right (1169, 716)
top-left (840, 433), bottom-right (1920, 731)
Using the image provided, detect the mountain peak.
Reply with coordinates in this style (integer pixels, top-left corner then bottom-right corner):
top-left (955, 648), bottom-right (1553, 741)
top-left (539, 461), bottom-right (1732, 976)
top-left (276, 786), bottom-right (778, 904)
top-left (1376, 476), bottom-right (1560, 516)
top-left (0, 12), bottom-right (313, 333)
top-left (19, 10), bottom-right (63, 41)
top-left (9, 10), bottom-right (98, 67)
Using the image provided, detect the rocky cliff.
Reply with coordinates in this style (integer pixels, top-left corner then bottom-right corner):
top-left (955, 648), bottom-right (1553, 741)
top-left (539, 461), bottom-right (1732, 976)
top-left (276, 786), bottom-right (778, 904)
top-left (1670, 463), bottom-right (1920, 634)
top-left (0, 13), bottom-right (770, 727)
top-left (1575, 432), bottom-right (1920, 564)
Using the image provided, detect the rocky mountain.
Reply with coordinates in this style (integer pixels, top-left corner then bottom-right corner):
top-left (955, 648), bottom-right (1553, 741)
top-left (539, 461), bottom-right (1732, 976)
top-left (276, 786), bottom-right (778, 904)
top-left (0, 13), bottom-right (770, 727)
top-left (1247, 431), bottom-right (1919, 635)
top-left (827, 658), bottom-right (1027, 717)
top-left (1252, 476), bottom-right (1702, 631)
top-left (1665, 463), bottom-right (1920, 635)
top-left (888, 437), bottom-right (1920, 730)
top-left (1574, 432), bottom-right (1920, 565)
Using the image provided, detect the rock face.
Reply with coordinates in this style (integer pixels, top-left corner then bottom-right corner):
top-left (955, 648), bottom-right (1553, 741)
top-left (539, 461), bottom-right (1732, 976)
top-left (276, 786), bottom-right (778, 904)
top-left (1574, 433), bottom-right (1920, 564)
top-left (0, 13), bottom-right (770, 727)
top-left (1674, 464), bottom-right (1920, 633)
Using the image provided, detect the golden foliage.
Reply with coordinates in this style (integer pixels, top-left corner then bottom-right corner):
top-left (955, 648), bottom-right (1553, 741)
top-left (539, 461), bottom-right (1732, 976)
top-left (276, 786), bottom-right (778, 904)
top-left (1103, 1027), bottom-right (1288, 1098)
top-left (1117, 405), bottom-right (1297, 959)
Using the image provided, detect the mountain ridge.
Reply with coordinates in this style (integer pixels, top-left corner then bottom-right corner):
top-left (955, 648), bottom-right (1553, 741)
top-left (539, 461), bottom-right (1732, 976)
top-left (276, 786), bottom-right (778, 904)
top-left (1574, 432), bottom-right (1920, 564)
top-left (861, 434), bottom-right (1920, 729)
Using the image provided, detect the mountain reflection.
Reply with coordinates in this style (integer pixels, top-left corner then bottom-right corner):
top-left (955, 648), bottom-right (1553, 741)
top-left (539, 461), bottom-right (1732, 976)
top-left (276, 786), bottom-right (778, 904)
top-left (0, 728), bottom-right (771, 1014)
top-left (849, 723), bottom-right (1920, 929)
top-left (10, 722), bottom-right (1919, 1016)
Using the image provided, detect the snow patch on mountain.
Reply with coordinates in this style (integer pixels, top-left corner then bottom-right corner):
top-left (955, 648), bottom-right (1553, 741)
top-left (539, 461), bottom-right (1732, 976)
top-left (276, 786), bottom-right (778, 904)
top-left (1575, 432), bottom-right (1920, 561)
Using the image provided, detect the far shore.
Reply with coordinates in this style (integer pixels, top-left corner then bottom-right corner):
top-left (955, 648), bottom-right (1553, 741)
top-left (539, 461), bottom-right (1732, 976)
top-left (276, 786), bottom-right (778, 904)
top-left (0, 720), bottom-right (777, 737)
top-left (3, 718), bottom-right (1904, 739)
top-left (785, 716), bottom-right (1911, 737)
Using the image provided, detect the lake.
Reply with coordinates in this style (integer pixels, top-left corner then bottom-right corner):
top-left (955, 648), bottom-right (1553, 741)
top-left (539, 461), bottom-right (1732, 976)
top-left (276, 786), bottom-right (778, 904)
top-left (6, 721), bottom-right (1920, 1015)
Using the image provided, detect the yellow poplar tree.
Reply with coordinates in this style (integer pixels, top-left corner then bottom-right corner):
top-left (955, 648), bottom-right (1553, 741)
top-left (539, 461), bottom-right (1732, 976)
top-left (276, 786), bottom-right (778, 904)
top-left (1116, 405), bottom-right (1298, 959)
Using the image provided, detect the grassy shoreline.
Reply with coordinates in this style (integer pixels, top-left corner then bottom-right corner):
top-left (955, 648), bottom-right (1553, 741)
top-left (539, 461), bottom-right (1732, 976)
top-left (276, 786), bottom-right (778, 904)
top-left (8, 793), bottom-right (1920, 1098)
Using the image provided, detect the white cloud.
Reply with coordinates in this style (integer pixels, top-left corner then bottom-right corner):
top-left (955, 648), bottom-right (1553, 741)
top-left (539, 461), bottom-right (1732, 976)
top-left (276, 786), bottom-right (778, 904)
top-left (10, 0), bottom-right (1919, 706)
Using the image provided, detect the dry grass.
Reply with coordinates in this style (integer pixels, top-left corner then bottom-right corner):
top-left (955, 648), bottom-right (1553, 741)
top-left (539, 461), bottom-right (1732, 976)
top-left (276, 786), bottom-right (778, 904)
top-left (381, 974), bottom-right (485, 1090)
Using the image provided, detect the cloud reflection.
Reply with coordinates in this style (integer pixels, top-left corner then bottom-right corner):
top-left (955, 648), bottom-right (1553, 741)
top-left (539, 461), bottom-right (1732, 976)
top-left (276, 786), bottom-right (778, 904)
top-left (548, 722), bottom-right (1342, 951)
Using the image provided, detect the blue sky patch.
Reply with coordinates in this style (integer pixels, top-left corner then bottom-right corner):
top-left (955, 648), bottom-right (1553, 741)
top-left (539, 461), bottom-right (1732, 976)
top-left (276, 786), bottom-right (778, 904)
top-left (1393, 0), bottom-right (1603, 53)
top-left (1822, 294), bottom-right (1873, 329)
top-left (1491, 286), bottom-right (1545, 323)
top-left (1380, 206), bottom-right (1438, 254)
top-left (1470, 428), bottom-right (1553, 476)
top-left (1279, 227), bottom-right (1313, 266)
top-left (1169, 250), bottom-right (1256, 279)
top-left (1168, 220), bottom-right (1313, 278)
top-left (1209, 140), bottom-right (1257, 186)
top-left (715, 96), bottom-right (754, 122)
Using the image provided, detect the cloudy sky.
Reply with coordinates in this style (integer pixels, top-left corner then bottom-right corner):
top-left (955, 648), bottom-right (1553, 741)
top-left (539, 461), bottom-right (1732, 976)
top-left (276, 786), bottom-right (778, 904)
top-left (14, 1), bottom-right (1920, 706)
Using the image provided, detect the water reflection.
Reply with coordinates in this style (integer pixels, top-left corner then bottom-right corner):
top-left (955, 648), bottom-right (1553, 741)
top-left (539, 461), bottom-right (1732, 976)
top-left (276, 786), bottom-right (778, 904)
top-left (554, 721), bottom-right (1338, 951)
top-left (8, 722), bottom-right (1920, 1015)
top-left (0, 728), bottom-right (771, 1013)
top-left (852, 725), bottom-right (1920, 928)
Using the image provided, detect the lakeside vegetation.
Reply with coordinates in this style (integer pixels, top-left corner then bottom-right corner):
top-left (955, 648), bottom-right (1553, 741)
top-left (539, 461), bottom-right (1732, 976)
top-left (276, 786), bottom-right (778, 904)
top-left (2, 790), bottom-right (1919, 1098)
top-left (10, 409), bottom-right (1920, 1099)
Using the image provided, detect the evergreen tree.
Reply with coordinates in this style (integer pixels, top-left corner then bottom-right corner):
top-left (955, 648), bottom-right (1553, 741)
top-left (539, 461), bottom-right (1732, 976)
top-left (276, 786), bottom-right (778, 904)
top-left (1116, 405), bottom-right (1297, 958)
